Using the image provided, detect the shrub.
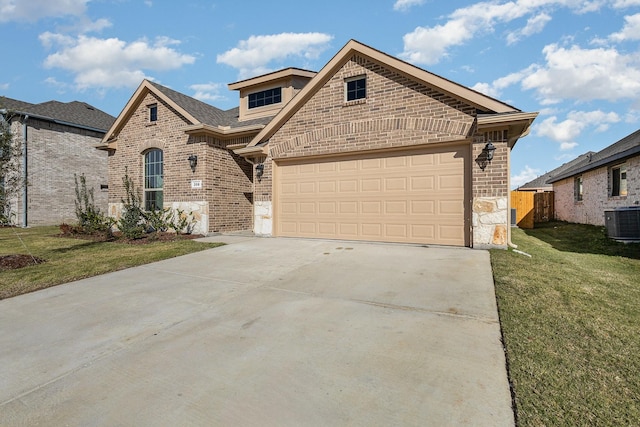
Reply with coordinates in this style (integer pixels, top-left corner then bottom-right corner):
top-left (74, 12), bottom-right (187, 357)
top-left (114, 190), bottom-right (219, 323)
top-left (170, 209), bottom-right (198, 235)
top-left (118, 170), bottom-right (146, 240)
top-left (74, 174), bottom-right (114, 235)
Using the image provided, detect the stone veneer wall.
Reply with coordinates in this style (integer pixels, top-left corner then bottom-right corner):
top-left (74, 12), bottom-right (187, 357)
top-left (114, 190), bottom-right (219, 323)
top-left (11, 117), bottom-right (108, 226)
top-left (471, 129), bottom-right (510, 248)
top-left (554, 155), bottom-right (640, 226)
top-left (108, 92), bottom-right (253, 234)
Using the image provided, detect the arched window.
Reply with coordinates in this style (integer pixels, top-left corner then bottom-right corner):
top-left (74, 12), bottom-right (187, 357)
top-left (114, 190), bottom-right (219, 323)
top-left (144, 149), bottom-right (163, 211)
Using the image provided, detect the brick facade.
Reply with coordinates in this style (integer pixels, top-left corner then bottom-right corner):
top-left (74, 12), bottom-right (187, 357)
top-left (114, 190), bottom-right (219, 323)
top-left (554, 155), bottom-right (640, 225)
top-left (255, 54), bottom-right (514, 247)
top-left (268, 55), bottom-right (476, 161)
top-left (10, 117), bottom-right (108, 226)
top-left (108, 93), bottom-right (254, 233)
top-left (471, 129), bottom-right (511, 247)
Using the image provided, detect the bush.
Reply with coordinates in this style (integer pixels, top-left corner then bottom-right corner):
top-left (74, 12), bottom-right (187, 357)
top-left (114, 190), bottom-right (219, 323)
top-left (118, 170), bottom-right (146, 240)
top-left (73, 174), bottom-right (114, 235)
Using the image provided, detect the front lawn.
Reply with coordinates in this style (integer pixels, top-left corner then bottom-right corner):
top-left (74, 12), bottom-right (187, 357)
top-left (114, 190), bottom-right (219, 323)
top-left (491, 222), bottom-right (640, 426)
top-left (0, 226), bottom-right (223, 299)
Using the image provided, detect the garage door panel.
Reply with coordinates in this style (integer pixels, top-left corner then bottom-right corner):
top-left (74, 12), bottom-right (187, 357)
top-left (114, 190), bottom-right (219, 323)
top-left (361, 178), bottom-right (382, 192)
top-left (385, 177), bottom-right (407, 191)
top-left (411, 176), bottom-right (434, 190)
top-left (318, 202), bottom-right (336, 214)
top-left (275, 145), bottom-right (467, 246)
top-left (339, 180), bottom-right (358, 192)
top-left (318, 181), bottom-right (336, 192)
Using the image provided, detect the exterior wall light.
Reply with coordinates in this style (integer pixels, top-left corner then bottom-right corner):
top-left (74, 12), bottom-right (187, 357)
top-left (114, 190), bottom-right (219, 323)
top-left (188, 154), bottom-right (197, 172)
top-left (256, 163), bottom-right (264, 181)
top-left (484, 142), bottom-right (496, 162)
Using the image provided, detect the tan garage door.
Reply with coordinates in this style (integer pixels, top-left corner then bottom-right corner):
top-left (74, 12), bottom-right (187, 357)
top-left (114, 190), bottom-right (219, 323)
top-left (274, 145), bottom-right (468, 246)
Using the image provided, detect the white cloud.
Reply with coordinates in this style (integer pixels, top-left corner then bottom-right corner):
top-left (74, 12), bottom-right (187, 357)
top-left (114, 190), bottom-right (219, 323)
top-left (612, 0), bottom-right (640, 8)
top-left (40, 33), bottom-right (196, 90)
top-left (0, 0), bottom-right (87, 22)
top-left (511, 166), bottom-right (542, 188)
top-left (506, 13), bottom-right (552, 45)
top-left (190, 82), bottom-right (225, 102)
top-left (393, 0), bottom-right (425, 11)
top-left (472, 66), bottom-right (535, 98)
top-left (0, 82), bottom-right (9, 90)
top-left (399, 0), bottom-right (610, 65)
top-left (560, 142), bottom-right (579, 150)
top-left (521, 43), bottom-right (640, 103)
top-left (217, 33), bottom-right (333, 79)
top-left (535, 109), bottom-right (620, 149)
top-left (609, 13), bottom-right (640, 41)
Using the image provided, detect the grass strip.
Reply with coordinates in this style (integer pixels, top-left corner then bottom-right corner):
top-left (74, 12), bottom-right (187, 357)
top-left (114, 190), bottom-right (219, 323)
top-left (0, 226), bottom-right (223, 299)
top-left (491, 222), bottom-right (640, 426)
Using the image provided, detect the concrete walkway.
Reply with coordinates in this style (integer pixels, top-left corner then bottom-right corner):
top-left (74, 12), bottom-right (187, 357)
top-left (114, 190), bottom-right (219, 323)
top-left (0, 237), bottom-right (514, 426)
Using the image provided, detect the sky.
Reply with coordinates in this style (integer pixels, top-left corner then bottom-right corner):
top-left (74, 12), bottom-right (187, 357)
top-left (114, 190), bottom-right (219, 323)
top-left (2, 0), bottom-right (640, 188)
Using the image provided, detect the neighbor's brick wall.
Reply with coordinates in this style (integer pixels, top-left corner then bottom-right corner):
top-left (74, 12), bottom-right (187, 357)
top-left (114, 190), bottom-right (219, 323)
top-left (12, 117), bottom-right (108, 226)
top-left (554, 155), bottom-right (640, 226)
top-left (108, 92), bottom-right (253, 233)
top-left (267, 54), bottom-right (476, 162)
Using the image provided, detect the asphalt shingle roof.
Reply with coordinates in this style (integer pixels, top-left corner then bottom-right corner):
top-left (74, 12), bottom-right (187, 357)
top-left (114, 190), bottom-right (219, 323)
top-left (519, 152), bottom-right (595, 189)
top-left (1, 96), bottom-right (115, 132)
top-left (147, 81), bottom-right (274, 129)
top-left (548, 128), bottom-right (640, 183)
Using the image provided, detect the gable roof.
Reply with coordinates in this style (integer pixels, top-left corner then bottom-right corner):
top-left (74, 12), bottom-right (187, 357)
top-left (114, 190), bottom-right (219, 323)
top-left (518, 152), bottom-right (595, 190)
top-left (548, 128), bottom-right (640, 183)
top-left (241, 39), bottom-right (527, 153)
top-left (1, 97), bottom-right (114, 132)
top-left (103, 80), bottom-right (272, 144)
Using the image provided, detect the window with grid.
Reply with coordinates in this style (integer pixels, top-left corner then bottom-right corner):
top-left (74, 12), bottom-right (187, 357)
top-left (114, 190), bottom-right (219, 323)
top-left (345, 76), bottom-right (366, 101)
top-left (248, 88), bottom-right (282, 109)
top-left (611, 164), bottom-right (627, 197)
top-left (144, 149), bottom-right (163, 211)
top-left (149, 104), bottom-right (158, 122)
top-left (574, 176), bottom-right (583, 201)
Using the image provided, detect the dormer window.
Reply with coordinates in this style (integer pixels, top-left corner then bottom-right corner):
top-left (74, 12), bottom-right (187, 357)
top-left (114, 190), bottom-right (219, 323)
top-left (149, 104), bottom-right (158, 122)
top-left (248, 88), bottom-right (282, 109)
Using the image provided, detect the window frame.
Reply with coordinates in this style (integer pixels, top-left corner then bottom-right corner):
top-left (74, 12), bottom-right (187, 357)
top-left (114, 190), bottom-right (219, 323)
top-left (144, 149), bottom-right (163, 211)
top-left (248, 87), bottom-right (282, 109)
top-left (345, 75), bottom-right (367, 102)
top-left (610, 164), bottom-right (628, 197)
top-left (148, 104), bottom-right (158, 123)
top-left (574, 175), bottom-right (583, 202)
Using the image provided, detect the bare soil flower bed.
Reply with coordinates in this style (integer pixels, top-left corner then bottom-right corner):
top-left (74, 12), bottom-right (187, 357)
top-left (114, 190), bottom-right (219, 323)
top-left (0, 254), bottom-right (46, 270)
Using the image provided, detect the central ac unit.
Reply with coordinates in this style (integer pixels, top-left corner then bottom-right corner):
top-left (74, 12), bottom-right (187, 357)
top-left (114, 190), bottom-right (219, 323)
top-left (604, 206), bottom-right (640, 241)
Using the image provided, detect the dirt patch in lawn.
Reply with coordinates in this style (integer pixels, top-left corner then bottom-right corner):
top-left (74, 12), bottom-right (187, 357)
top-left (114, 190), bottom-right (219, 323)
top-left (0, 254), bottom-right (46, 270)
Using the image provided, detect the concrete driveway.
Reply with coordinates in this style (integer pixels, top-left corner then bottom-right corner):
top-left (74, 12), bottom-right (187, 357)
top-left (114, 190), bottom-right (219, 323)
top-left (0, 237), bottom-right (513, 426)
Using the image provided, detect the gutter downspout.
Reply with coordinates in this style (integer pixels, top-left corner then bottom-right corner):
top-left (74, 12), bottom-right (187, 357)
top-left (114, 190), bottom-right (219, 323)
top-left (22, 115), bottom-right (28, 228)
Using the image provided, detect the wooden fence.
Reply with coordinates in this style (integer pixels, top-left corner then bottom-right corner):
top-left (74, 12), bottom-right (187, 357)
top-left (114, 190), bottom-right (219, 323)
top-left (510, 191), bottom-right (554, 229)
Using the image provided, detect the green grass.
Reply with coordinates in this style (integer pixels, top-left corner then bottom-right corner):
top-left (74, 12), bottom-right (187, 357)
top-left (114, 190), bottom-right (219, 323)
top-left (491, 222), bottom-right (640, 426)
top-left (0, 226), bottom-right (223, 299)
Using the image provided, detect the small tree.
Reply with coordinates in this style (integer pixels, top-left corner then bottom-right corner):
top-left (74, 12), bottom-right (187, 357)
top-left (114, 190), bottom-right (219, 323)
top-left (118, 168), bottom-right (146, 239)
top-left (73, 173), bottom-right (113, 234)
top-left (0, 111), bottom-right (24, 225)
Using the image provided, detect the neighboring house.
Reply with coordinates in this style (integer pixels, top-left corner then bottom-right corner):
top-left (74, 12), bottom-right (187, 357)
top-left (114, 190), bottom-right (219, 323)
top-left (0, 96), bottom-right (115, 226)
top-left (100, 69), bottom-right (315, 235)
top-left (104, 40), bottom-right (537, 248)
top-left (517, 152), bottom-right (595, 192)
top-left (549, 129), bottom-right (640, 226)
